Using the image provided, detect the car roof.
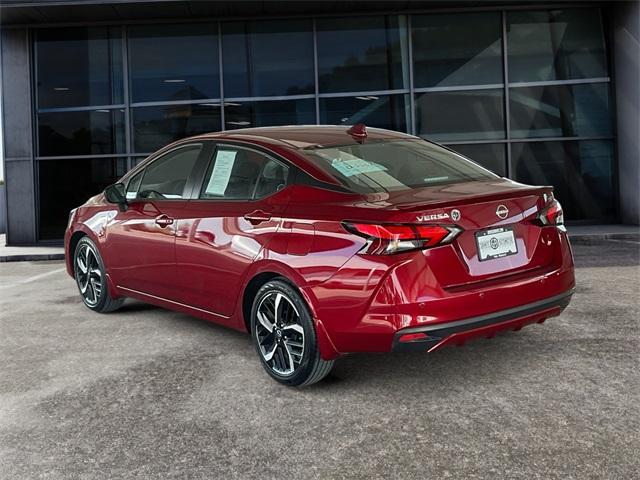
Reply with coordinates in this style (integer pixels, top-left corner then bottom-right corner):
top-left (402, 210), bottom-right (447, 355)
top-left (190, 125), bottom-right (418, 149)
top-left (124, 125), bottom-right (422, 187)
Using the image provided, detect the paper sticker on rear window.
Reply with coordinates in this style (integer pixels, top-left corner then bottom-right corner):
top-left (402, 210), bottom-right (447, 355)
top-left (331, 158), bottom-right (387, 177)
top-left (204, 150), bottom-right (237, 196)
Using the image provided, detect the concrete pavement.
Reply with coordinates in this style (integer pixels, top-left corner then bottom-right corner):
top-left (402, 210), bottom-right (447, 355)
top-left (0, 240), bottom-right (639, 479)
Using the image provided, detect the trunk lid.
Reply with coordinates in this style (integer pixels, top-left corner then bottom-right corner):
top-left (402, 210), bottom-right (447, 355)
top-left (365, 179), bottom-right (558, 289)
top-left (363, 178), bottom-right (548, 212)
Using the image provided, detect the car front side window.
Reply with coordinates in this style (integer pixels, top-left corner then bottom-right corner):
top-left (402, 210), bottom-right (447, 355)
top-left (125, 170), bottom-right (143, 200)
top-left (136, 144), bottom-right (203, 199)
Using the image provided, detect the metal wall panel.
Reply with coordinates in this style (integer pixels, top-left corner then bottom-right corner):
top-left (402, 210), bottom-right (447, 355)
top-left (1, 28), bottom-right (37, 244)
top-left (3, 159), bottom-right (36, 245)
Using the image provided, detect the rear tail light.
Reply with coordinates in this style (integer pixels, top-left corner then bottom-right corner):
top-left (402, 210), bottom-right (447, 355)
top-left (538, 199), bottom-right (564, 226)
top-left (343, 222), bottom-right (461, 255)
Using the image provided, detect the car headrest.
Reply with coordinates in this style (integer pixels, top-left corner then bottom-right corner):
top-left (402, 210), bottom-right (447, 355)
top-left (262, 161), bottom-right (284, 180)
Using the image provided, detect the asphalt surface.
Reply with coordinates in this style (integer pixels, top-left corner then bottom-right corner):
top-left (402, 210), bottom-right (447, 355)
top-left (1, 240), bottom-right (638, 479)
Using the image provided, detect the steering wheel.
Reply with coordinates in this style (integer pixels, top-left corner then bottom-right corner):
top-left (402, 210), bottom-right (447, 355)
top-left (138, 189), bottom-right (166, 199)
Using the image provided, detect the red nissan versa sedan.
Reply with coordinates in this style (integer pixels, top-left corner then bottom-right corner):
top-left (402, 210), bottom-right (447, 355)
top-left (65, 125), bottom-right (575, 386)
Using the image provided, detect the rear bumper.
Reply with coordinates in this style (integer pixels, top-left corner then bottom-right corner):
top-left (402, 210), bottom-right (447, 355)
top-left (392, 288), bottom-right (574, 352)
top-left (309, 226), bottom-right (575, 359)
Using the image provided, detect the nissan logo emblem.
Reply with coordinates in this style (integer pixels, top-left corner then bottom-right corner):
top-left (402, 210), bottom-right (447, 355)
top-left (451, 209), bottom-right (461, 221)
top-left (496, 205), bottom-right (509, 219)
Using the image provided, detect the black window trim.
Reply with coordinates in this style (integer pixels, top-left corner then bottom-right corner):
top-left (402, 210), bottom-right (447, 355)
top-left (192, 141), bottom-right (292, 202)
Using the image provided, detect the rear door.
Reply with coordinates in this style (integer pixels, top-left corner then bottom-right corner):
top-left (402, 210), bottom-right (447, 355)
top-left (104, 143), bottom-right (208, 300)
top-left (174, 143), bottom-right (291, 316)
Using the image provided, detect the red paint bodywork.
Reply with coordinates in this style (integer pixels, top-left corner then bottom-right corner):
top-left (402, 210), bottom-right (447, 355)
top-left (65, 126), bottom-right (575, 360)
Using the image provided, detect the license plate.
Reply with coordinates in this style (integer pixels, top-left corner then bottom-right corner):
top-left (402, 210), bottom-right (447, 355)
top-left (475, 227), bottom-right (518, 261)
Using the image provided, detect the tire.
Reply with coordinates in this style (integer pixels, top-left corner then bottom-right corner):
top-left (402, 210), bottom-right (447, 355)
top-left (73, 236), bottom-right (124, 313)
top-left (251, 279), bottom-right (334, 387)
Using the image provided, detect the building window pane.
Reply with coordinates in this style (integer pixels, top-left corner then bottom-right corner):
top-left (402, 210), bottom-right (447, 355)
top-left (412, 12), bottom-right (503, 88)
top-left (129, 24), bottom-right (219, 103)
top-left (225, 99), bottom-right (315, 130)
top-left (415, 89), bottom-right (504, 142)
top-left (222, 20), bottom-right (314, 98)
top-left (319, 94), bottom-right (410, 132)
top-left (507, 9), bottom-right (608, 83)
top-left (36, 27), bottom-right (123, 109)
top-left (511, 140), bottom-right (614, 221)
top-left (509, 82), bottom-right (612, 139)
top-left (316, 16), bottom-right (409, 93)
top-left (132, 104), bottom-right (221, 153)
top-left (38, 158), bottom-right (128, 239)
top-left (38, 109), bottom-right (125, 156)
top-left (448, 143), bottom-right (507, 177)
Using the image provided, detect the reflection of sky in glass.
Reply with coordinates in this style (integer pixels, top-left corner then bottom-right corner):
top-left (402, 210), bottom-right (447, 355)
top-left (412, 12), bottom-right (503, 88)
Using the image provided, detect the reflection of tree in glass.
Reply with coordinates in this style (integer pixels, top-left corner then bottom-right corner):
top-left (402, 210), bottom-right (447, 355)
top-left (132, 86), bottom-right (221, 152)
top-left (39, 124), bottom-right (115, 156)
top-left (319, 43), bottom-right (403, 92)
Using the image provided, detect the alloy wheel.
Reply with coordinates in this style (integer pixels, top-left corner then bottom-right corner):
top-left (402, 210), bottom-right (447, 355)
top-left (75, 243), bottom-right (103, 307)
top-left (255, 291), bottom-right (305, 376)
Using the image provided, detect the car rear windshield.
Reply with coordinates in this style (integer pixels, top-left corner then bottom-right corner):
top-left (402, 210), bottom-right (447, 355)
top-left (301, 139), bottom-right (498, 194)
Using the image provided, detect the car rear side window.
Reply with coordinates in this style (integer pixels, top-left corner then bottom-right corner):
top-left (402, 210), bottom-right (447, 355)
top-left (302, 139), bottom-right (498, 194)
top-left (136, 144), bottom-right (202, 199)
top-left (200, 146), bottom-right (288, 200)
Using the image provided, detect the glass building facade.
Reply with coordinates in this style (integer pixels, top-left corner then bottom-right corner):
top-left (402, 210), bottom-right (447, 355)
top-left (32, 7), bottom-right (615, 239)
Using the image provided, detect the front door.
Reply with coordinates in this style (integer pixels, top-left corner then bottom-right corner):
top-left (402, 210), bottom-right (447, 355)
top-left (104, 143), bottom-right (207, 301)
top-left (175, 144), bottom-right (291, 317)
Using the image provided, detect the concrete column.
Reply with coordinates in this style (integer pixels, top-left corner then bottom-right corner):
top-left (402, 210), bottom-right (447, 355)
top-left (613, 2), bottom-right (640, 225)
top-left (1, 27), bottom-right (37, 244)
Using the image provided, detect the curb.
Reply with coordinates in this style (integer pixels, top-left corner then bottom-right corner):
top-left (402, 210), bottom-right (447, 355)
top-left (568, 232), bottom-right (640, 244)
top-left (0, 253), bottom-right (65, 263)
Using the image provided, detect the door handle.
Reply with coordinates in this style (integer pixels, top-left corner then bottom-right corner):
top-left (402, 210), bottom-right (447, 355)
top-left (155, 214), bottom-right (174, 227)
top-left (244, 210), bottom-right (271, 225)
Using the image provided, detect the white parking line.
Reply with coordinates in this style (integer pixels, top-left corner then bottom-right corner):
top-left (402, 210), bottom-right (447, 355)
top-left (606, 239), bottom-right (640, 245)
top-left (0, 267), bottom-right (67, 290)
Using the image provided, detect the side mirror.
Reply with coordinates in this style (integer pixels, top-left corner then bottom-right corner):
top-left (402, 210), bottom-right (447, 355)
top-left (104, 183), bottom-right (128, 211)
